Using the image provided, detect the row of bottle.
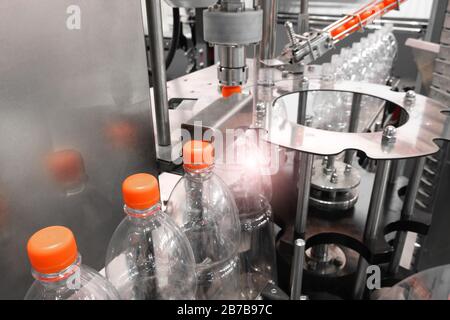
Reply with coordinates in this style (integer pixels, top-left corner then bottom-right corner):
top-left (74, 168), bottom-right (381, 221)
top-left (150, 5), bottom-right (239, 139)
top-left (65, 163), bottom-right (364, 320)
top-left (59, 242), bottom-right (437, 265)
top-left (24, 138), bottom-right (275, 300)
top-left (312, 24), bottom-right (398, 132)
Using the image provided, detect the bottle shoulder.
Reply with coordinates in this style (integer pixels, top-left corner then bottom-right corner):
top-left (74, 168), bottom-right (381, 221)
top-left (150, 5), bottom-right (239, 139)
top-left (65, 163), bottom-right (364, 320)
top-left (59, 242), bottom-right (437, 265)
top-left (25, 264), bottom-right (119, 300)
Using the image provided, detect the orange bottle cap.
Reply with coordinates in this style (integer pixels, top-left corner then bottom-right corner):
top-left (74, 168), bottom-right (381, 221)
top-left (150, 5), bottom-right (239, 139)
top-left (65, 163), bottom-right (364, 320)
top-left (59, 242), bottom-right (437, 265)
top-left (222, 86), bottom-right (242, 98)
top-left (183, 140), bottom-right (214, 170)
top-left (27, 226), bottom-right (78, 274)
top-left (122, 173), bottom-right (160, 210)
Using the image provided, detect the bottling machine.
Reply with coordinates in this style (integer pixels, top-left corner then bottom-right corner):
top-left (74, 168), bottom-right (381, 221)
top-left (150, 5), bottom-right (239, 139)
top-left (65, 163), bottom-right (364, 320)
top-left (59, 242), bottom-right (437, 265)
top-left (1, 0), bottom-right (450, 300)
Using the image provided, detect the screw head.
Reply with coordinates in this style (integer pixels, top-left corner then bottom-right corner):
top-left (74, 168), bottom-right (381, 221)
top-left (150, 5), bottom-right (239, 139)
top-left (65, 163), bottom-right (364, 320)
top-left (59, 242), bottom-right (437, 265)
top-left (382, 125), bottom-right (397, 144)
top-left (405, 90), bottom-right (416, 99)
top-left (299, 76), bottom-right (309, 90)
top-left (330, 169), bottom-right (338, 183)
top-left (404, 90), bottom-right (416, 106)
top-left (344, 164), bottom-right (352, 175)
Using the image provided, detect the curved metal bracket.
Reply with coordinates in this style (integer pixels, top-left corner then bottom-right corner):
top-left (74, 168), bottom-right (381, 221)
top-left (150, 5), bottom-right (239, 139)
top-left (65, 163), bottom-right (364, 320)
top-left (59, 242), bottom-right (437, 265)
top-left (265, 80), bottom-right (450, 160)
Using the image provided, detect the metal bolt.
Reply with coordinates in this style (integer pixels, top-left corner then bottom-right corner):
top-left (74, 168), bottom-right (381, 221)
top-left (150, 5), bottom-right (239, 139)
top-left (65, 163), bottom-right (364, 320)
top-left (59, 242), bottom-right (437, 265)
top-left (330, 169), bottom-right (338, 183)
top-left (404, 90), bottom-right (416, 105)
top-left (299, 76), bottom-right (309, 91)
top-left (305, 115), bottom-right (313, 127)
top-left (374, 121), bottom-right (383, 132)
top-left (256, 102), bottom-right (265, 112)
top-left (405, 90), bottom-right (416, 100)
top-left (271, 288), bottom-right (277, 294)
top-left (344, 164), bottom-right (352, 175)
top-left (382, 125), bottom-right (397, 144)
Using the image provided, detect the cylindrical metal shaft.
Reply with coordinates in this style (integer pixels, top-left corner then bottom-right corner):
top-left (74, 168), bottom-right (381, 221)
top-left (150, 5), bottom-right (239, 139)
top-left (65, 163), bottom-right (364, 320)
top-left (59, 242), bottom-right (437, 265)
top-left (290, 238), bottom-right (306, 300)
top-left (146, 0), bottom-right (171, 146)
top-left (298, 0), bottom-right (309, 34)
top-left (353, 160), bottom-right (392, 299)
top-left (295, 152), bottom-right (314, 237)
top-left (389, 157), bottom-right (426, 274)
top-left (344, 93), bottom-right (362, 164)
top-left (259, 0), bottom-right (278, 60)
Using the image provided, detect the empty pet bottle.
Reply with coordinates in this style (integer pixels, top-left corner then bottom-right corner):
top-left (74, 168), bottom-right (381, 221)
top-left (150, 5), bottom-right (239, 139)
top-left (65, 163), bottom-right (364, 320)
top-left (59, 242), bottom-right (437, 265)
top-left (105, 173), bottom-right (196, 300)
top-left (25, 226), bottom-right (119, 300)
top-left (215, 130), bottom-right (277, 300)
top-left (166, 140), bottom-right (241, 300)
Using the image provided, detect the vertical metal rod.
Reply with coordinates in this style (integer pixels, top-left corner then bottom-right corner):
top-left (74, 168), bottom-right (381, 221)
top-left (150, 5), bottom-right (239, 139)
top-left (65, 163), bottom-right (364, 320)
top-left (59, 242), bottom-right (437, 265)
top-left (298, 0), bottom-right (309, 34)
top-left (389, 156), bottom-right (426, 274)
top-left (146, 0), bottom-right (171, 146)
top-left (294, 76), bottom-right (312, 237)
top-left (297, 92), bottom-right (308, 125)
top-left (353, 160), bottom-right (392, 299)
top-left (365, 160), bottom-right (393, 242)
top-left (295, 152), bottom-right (314, 237)
top-left (259, 0), bottom-right (278, 60)
top-left (344, 93), bottom-right (362, 164)
top-left (326, 155), bottom-right (335, 172)
top-left (311, 244), bottom-right (329, 262)
top-left (290, 238), bottom-right (306, 300)
top-left (296, 77), bottom-right (309, 125)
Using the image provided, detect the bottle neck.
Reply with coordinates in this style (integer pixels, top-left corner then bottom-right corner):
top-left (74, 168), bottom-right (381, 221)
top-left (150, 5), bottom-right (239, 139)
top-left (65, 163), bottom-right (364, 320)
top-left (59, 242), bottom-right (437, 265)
top-left (184, 165), bottom-right (214, 180)
top-left (124, 203), bottom-right (161, 219)
top-left (32, 254), bottom-right (81, 285)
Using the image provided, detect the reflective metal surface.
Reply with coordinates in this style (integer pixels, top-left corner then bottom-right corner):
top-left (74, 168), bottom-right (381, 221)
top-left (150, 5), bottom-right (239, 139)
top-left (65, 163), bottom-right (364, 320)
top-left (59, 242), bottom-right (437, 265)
top-left (164, 0), bottom-right (216, 7)
top-left (268, 80), bottom-right (450, 159)
top-left (146, 0), bottom-right (171, 146)
top-left (0, 0), bottom-right (157, 299)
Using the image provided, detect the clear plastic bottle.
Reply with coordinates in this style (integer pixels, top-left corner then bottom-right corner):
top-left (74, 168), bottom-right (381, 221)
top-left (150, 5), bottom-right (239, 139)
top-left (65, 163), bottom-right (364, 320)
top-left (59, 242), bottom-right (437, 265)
top-left (166, 140), bottom-right (241, 300)
top-left (215, 130), bottom-right (277, 300)
top-left (105, 173), bottom-right (196, 300)
top-left (25, 226), bottom-right (119, 300)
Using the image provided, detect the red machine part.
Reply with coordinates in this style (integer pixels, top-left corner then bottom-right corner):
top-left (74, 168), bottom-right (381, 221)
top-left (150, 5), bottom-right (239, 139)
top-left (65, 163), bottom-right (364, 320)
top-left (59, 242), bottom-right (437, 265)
top-left (326, 0), bottom-right (407, 40)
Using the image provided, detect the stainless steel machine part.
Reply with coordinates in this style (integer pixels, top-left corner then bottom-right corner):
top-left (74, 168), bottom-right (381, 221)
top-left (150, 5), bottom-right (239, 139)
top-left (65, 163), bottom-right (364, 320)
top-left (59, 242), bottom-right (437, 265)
top-left (290, 238), bottom-right (306, 300)
top-left (344, 93), bottom-right (363, 164)
top-left (203, 1), bottom-right (263, 86)
top-left (269, 80), bottom-right (450, 160)
top-left (259, 0), bottom-right (278, 61)
top-left (310, 160), bottom-right (360, 211)
top-left (0, 0), bottom-right (158, 299)
top-left (298, 0), bottom-right (309, 34)
top-left (295, 152), bottom-right (314, 237)
top-left (353, 160), bottom-right (393, 299)
top-left (164, 0), bottom-right (216, 7)
top-left (389, 156), bottom-right (426, 274)
top-left (146, 0), bottom-right (171, 146)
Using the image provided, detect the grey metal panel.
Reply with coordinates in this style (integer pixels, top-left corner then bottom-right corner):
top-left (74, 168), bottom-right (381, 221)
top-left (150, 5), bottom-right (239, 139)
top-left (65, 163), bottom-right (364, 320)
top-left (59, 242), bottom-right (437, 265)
top-left (435, 58), bottom-right (450, 76)
top-left (0, 0), bottom-right (157, 298)
top-left (445, 13), bottom-right (450, 29)
top-left (432, 72), bottom-right (450, 90)
top-left (430, 86), bottom-right (450, 106)
top-left (438, 44), bottom-right (450, 60)
top-left (440, 28), bottom-right (450, 45)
